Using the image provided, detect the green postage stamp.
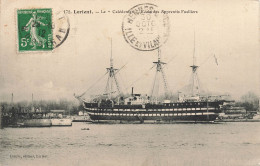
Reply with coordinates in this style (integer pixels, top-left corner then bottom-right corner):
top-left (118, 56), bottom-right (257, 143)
top-left (17, 8), bottom-right (53, 52)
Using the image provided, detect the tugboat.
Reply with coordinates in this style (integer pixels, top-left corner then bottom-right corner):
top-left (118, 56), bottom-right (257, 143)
top-left (75, 40), bottom-right (225, 123)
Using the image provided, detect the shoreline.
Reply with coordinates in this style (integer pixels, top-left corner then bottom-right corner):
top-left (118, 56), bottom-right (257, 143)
top-left (216, 119), bottom-right (260, 122)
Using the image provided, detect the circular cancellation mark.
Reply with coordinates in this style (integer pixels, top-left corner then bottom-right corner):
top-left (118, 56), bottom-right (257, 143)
top-left (122, 3), bottom-right (170, 51)
top-left (52, 10), bottom-right (70, 49)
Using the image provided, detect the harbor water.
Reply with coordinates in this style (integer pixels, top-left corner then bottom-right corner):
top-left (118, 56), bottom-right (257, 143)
top-left (1, 122), bottom-right (260, 166)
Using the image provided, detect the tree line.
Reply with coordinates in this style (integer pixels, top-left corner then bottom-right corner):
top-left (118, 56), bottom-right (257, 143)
top-left (235, 91), bottom-right (259, 112)
top-left (1, 99), bottom-right (84, 115)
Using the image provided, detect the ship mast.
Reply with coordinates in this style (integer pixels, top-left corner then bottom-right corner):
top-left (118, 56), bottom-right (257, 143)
top-left (151, 48), bottom-right (169, 99)
top-left (190, 32), bottom-right (200, 96)
top-left (31, 93), bottom-right (35, 112)
top-left (104, 39), bottom-right (121, 99)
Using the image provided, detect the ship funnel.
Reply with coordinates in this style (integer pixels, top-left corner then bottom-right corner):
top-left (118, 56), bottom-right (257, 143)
top-left (132, 87), bottom-right (134, 96)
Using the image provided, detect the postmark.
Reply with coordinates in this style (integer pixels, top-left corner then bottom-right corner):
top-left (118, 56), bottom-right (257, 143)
top-left (122, 3), bottom-right (170, 51)
top-left (52, 10), bottom-right (70, 48)
top-left (17, 8), bottom-right (53, 52)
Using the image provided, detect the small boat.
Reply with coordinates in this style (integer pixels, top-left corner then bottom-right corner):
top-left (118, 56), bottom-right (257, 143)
top-left (22, 119), bottom-right (52, 127)
top-left (49, 110), bottom-right (72, 126)
top-left (51, 118), bottom-right (72, 126)
top-left (81, 128), bottom-right (90, 130)
top-left (71, 115), bottom-right (92, 122)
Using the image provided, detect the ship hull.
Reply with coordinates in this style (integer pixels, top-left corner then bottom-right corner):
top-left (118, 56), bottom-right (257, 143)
top-left (83, 101), bottom-right (223, 123)
top-left (88, 114), bottom-right (218, 123)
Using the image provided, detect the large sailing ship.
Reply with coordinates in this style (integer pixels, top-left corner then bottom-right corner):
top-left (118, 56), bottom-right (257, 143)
top-left (76, 40), bottom-right (226, 123)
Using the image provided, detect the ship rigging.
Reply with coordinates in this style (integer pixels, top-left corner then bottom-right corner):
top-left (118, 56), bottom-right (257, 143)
top-left (76, 37), bottom-right (226, 123)
top-left (104, 39), bottom-right (121, 98)
top-left (150, 48), bottom-right (169, 101)
top-left (190, 32), bottom-right (200, 97)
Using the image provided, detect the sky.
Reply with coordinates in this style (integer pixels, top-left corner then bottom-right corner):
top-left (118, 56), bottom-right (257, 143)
top-left (0, 0), bottom-right (259, 102)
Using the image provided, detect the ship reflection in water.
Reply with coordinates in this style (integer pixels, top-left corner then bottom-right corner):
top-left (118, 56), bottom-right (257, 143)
top-left (1, 122), bottom-right (260, 166)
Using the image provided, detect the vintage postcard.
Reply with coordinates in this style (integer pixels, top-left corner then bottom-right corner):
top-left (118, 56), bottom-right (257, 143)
top-left (0, 0), bottom-right (259, 166)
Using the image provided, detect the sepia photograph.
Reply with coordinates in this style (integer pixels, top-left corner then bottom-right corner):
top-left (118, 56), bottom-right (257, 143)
top-left (0, 0), bottom-right (259, 165)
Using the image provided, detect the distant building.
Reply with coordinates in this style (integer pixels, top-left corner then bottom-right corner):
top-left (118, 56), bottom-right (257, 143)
top-left (78, 111), bottom-right (88, 116)
top-left (78, 111), bottom-right (83, 116)
top-left (47, 110), bottom-right (65, 118)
